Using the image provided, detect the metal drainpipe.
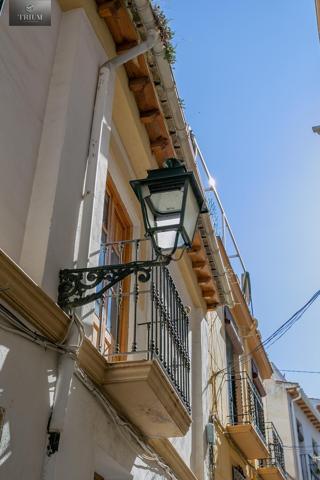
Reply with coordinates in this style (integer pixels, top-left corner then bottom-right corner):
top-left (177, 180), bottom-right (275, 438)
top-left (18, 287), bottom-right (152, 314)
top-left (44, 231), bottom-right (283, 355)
top-left (290, 388), bottom-right (303, 480)
top-left (42, 31), bottom-right (158, 480)
top-left (76, 28), bottom-right (159, 276)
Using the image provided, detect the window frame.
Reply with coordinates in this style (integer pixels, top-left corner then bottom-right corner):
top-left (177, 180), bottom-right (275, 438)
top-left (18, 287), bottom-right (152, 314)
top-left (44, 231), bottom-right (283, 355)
top-left (94, 175), bottom-right (132, 356)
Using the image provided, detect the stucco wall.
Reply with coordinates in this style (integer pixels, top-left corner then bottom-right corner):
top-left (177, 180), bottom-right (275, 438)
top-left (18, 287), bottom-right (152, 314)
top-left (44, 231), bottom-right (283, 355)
top-left (0, 319), bottom-right (174, 480)
top-left (0, 324), bottom-right (57, 479)
top-left (0, 3), bottom-right (213, 480)
top-left (265, 376), bottom-right (320, 480)
top-left (0, 1), bottom-right (61, 262)
top-left (293, 399), bottom-right (320, 478)
top-left (264, 378), bottom-right (297, 478)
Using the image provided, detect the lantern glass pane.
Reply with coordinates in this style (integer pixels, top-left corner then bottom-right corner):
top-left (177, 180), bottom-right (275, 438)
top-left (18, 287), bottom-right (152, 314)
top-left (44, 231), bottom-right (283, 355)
top-left (183, 183), bottom-right (200, 243)
top-left (154, 216), bottom-right (183, 253)
top-left (141, 185), bottom-right (155, 229)
top-left (149, 188), bottom-right (184, 214)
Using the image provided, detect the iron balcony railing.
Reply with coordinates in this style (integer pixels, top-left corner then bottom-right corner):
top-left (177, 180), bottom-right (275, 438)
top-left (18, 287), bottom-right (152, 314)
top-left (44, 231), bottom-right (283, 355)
top-left (96, 238), bottom-right (191, 413)
top-left (260, 422), bottom-right (286, 474)
top-left (300, 454), bottom-right (320, 480)
top-left (227, 371), bottom-right (266, 442)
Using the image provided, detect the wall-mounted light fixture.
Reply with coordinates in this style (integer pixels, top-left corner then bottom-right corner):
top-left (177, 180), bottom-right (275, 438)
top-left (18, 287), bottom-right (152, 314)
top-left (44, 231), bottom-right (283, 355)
top-left (58, 159), bottom-right (207, 310)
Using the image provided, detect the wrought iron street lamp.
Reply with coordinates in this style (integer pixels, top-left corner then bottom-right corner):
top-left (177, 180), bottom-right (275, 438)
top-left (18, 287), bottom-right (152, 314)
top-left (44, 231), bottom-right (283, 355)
top-left (130, 159), bottom-right (207, 257)
top-left (58, 159), bottom-right (207, 310)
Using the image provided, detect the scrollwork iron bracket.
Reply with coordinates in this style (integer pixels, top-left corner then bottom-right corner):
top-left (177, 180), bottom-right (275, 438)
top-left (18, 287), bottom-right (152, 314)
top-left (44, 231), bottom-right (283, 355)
top-left (58, 258), bottom-right (170, 310)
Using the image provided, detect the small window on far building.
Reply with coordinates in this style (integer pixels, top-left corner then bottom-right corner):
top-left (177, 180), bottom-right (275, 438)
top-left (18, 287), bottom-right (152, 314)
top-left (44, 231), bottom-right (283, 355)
top-left (296, 419), bottom-right (304, 443)
top-left (0, 407), bottom-right (5, 441)
top-left (313, 438), bottom-right (319, 457)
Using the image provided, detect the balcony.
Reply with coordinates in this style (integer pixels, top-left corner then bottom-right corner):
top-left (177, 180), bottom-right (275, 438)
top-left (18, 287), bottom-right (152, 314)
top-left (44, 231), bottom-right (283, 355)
top-left (301, 454), bottom-right (320, 480)
top-left (258, 423), bottom-right (286, 480)
top-left (95, 239), bottom-right (192, 438)
top-left (226, 372), bottom-right (269, 459)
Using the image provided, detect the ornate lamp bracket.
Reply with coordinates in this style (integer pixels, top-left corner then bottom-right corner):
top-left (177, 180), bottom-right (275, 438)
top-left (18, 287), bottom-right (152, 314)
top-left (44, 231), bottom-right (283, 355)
top-left (58, 258), bottom-right (170, 310)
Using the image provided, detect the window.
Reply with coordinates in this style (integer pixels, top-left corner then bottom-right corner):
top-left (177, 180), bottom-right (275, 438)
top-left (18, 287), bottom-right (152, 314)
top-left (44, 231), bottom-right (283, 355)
top-left (232, 465), bottom-right (246, 480)
top-left (296, 419), bottom-right (304, 443)
top-left (226, 336), bottom-right (243, 424)
top-left (313, 438), bottom-right (319, 457)
top-left (0, 407), bottom-right (5, 440)
top-left (251, 359), bottom-right (266, 397)
top-left (95, 176), bottom-right (132, 356)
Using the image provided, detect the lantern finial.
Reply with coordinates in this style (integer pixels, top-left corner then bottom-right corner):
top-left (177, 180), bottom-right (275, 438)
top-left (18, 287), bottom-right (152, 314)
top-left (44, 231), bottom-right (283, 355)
top-left (163, 158), bottom-right (184, 169)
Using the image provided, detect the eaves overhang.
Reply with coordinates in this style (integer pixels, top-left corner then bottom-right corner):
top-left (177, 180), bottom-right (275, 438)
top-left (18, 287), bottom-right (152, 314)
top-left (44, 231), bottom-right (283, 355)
top-left (217, 238), bottom-right (273, 380)
top-left (95, 0), bottom-right (233, 309)
top-left (287, 386), bottom-right (320, 432)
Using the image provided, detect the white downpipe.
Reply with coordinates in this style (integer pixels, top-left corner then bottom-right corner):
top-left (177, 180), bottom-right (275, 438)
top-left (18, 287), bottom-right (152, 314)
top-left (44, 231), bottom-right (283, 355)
top-left (43, 31), bottom-right (158, 480)
top-left (76, 29), bottom-right (158, 275)
top-left (48, 324), bottom-right (81, 434)
top-left (290, 388), bottom-right (303, 480)
top-left (42, 318), bottom-right (83, 480)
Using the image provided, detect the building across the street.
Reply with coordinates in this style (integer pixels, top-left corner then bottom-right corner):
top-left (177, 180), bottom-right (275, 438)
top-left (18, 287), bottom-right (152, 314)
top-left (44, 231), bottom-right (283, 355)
top-left (265, 366), bottom-right (320, 480)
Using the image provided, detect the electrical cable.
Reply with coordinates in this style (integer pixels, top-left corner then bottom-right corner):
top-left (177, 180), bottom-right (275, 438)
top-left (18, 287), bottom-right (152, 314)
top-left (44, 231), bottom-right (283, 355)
top-left (0, 303), bottom-right (84, 355)
top-left (282, 445), bottom-right (320, 450)
top-left (0, 301), bottom-right (177, 479)
top-left (216, 289), bottom-right (320, 377)
top-left (280, 369), bottom-right (320, 375)
top-left (75, 367), bottom-right (177, 479)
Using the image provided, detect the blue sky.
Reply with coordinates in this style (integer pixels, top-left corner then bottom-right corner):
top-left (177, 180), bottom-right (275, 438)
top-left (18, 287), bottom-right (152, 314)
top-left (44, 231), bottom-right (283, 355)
top-left (157, 0), bottom-right (320, 397)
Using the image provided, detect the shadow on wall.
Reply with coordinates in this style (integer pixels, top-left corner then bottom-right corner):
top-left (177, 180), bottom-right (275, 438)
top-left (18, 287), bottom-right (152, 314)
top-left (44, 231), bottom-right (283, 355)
top-left (0, 326), bottom-right (56, 478)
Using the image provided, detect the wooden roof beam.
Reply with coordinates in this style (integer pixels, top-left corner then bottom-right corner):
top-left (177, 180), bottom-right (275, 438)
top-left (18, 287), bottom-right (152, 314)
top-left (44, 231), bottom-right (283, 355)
top-left (98, 0), bottom-right (122, 18)
top-left (116, 40), bottom-right (138, 53)
top-left (201, 289), bottom-right (216, 298)
top-left (150, 136), bottom-right (169, 151)
top-left (129, 76), bottom-right (150, 92)
top-left (197, 275), bottom-right (211, 286)
top-left (140, 109), bottom-right (161, 124)
top-left (191, 260), bottom-right (206, 269)
top-left (189, 245), bottom-right (201, 254)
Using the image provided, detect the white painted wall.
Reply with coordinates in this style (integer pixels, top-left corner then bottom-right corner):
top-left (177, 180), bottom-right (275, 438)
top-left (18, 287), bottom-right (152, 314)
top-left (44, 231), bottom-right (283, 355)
top-left (264, 377), bottom-right (297, 478)
top-left (0, 3), bottom-right (213, 480)
top-left (19, 8), bottom-right (107, 299)
top-left (0, 317), bottom-right (171, 480)
top-left (0, 0), bottom-right (61, 262)
top-left (0, 322), bottom-right (57, 479)
top-left (293, 398), bottom-right (320, 479)
top-left (265, 371), bottom-right (320, 480)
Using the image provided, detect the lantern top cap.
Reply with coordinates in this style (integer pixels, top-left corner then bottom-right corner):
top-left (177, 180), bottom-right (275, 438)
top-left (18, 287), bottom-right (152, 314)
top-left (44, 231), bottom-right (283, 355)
top-left (130, 158), bottom-right (208, 214)
top-left (163, 158), bottom-right (185, 169)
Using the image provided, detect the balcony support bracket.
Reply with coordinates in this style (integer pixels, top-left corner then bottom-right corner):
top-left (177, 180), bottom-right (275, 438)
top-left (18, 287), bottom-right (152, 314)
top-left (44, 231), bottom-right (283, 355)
top-left (58, 257), bottom-right (170, 309)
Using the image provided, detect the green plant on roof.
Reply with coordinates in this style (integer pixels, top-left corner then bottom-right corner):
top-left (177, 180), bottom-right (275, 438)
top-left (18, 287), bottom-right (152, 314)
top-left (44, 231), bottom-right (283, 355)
top-left (152, 3), bottom-right (176, 64)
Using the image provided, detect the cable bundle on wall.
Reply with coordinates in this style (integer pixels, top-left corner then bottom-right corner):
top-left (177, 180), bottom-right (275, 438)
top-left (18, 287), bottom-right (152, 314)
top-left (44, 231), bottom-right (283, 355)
top-left (0, 301), bottom-right (176, 480)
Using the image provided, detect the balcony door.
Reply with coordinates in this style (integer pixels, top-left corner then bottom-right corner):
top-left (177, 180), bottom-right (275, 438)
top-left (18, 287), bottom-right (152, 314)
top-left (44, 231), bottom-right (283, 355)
top-left (226, 336), bottom-right (238, 423)
top-left (96, 176), bottom-right (132, 356)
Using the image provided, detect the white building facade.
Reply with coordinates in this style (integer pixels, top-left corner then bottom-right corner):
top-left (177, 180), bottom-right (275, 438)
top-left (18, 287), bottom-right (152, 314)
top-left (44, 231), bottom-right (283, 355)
top-left (265, 366), bottom-right (320, 480)
top-left (0, 1), bottom-right (233, 479)
top-left (0, 1), bottom-right (297, 480)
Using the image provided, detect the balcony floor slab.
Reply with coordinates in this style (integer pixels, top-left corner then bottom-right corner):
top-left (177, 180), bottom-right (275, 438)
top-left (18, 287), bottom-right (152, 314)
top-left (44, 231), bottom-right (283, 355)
top-left (102, 359), bottom-right (191, 438)
top-left (226, 423), bottom-right (269, 459)
top-left (257, 466), bottom-right (286, 480)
